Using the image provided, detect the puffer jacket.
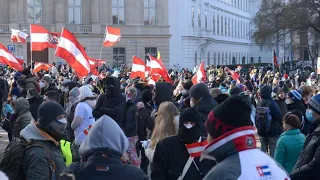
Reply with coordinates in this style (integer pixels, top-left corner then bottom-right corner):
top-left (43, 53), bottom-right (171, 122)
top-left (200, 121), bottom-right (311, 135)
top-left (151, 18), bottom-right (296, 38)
top-left (13, 98), bottom-right (33, 137)
top-left (290, 119), bottom-right (320, 180)
top-left (122, 88), bottom-right (141, 137)
top-left (202, 126), bottom-right (290, 180)
top-left (21, 120), bottom-right (66, 180)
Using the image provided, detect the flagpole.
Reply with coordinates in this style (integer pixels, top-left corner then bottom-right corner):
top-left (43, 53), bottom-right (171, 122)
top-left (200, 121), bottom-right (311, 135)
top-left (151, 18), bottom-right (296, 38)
top-left (99, 27), bottom-right (106, 61)
top-left (30, 24), bottom-right (33, 71)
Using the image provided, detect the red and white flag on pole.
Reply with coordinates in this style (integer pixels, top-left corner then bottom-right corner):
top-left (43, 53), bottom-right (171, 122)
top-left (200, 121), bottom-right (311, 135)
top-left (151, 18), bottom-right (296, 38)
top-left (11, 29), bottom-right (28, 43)
top-left (83, 125), bottom-right (93, 135)
top-left (228, 68), bottom-right (241, 84)
top-left (192, 60), bottom-right (207, 84)
top-left (33, 62), bottom-right (51, 73)
top-left (103, 26), bottom-right (121, 47)
top-left (55, 28), bottom-right (90, 77)
top-left (14, 56), bottom-right (24, 65)
top-left (130, 56), bottom-right (146, 80)
top-left (88, 57), bottom-right (100, 76)
top-left (149, 54), bottom-right (173, 83)
top-left (30, 24), bottom-right (59, 51)
top-left (99, 73), bottom-right (106, 80)
top-left (0, 43), bottom-right (23, 71)
top-left (185, 140), bottom-right (208, 157)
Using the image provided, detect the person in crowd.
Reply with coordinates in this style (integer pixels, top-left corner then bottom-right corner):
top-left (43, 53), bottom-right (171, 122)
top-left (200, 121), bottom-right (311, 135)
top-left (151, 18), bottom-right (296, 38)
top-left (209, 88), bottom-right (221, 98)
top-left (122, 87), bottom-right (141, 166)
top-left (290, 94), bottom-right (320, 179)
top-left (286, 90), bottom-right (307, 134)
top-left (174, 80), bottom-right (193, 102)
top-left (214, 93), bottom-right (229, 104)
top-left (145, 101), bottom-right (179, 164)
top-left (39, 75), bottom-right (58, 96)
top-left (151, 108), bottom-right (215, 180)
top-left (20, 102), bottom-right (67, 179)
top-left (71, 86), bottom-right (96, 161)
top-left (189, 83), bottom-right (217, 128)
top-left (65, 87), bottom-right (80, 140)
top-left (300, 85), bottom-right (315, 135)
top-left (43, 90), bottom-right (60, 103)
top-left (11, 97), bottom-right (33, 138)
top-left (257, 85), bottom-right (283, 157)
top-left (93, 77), bottom-right (125, 125)
top-left (274, 113), bottom-right (305, 173)
top-left (66, 115), bottom-right (148, 180)
top-left (136, 89), bottom-right (153, 174)
top-left (274, 87), bottom-right (287, 117)
top-left (202, 95), bottom-right (290, 179)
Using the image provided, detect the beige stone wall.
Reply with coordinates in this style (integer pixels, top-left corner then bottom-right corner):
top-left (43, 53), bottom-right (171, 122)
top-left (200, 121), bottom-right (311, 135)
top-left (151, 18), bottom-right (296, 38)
top-left (0, 0), bottom-right (171, 67)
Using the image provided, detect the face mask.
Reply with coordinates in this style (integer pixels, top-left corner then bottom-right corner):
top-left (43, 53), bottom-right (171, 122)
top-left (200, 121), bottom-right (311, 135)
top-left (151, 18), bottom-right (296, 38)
top-left (183, 123), bottom-right (194, 129)
top-left (285, 98), bottom-right (293, 105)
top-left (39, 81), bottom-right (46, 89)
top-left (190, 100), bottom-right (195, 107)
top-left (57, 118), bottom-right (67, 124)
top-left (46, 119), bottom-right (68, 141)
top-left (64, 88), bottom-right (69, 93)
top-left (12, 96), bottom-right (17, 101)
top-left (26, 91), bottom-right (34, 100)
top-left (60, 86), bottom-right (65, 92)
top-left (306, 109), bottom-right (315, 122)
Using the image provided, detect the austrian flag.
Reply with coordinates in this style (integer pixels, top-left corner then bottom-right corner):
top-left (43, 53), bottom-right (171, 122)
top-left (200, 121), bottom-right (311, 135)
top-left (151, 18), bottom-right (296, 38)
top-left (192, 60), bottom-right (207, 84)
top-left (11, 29), bottom-right (28, 43)
top-left (130, 56), bottom-right (146, 80)
top-left (103, 26), bottom-right (121, 47)
top-left (185, 140), bottom-right (208, 157)
top-left (83, 125), bottom-right (93, 135)
top-left (0, 43), bottom-right (23, 71)
top-left (30, 24), bottom-right (60, 51)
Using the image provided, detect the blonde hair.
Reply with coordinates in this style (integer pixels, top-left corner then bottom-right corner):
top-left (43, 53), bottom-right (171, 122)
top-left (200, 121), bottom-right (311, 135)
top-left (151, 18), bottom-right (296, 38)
top-left (150, 101), bottom-right (179, 148)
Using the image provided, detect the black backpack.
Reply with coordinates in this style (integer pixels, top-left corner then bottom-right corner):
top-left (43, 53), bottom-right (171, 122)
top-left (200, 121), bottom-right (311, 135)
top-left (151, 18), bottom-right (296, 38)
top-left (255, 101), bottom-right (272, 134)
top-left (0, 138), bottom-right (55, 180)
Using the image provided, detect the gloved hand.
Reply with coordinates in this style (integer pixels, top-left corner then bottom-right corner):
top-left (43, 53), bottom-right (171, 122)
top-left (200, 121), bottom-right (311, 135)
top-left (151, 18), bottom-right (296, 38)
top-left (140, 139), bottom-right (151, 149)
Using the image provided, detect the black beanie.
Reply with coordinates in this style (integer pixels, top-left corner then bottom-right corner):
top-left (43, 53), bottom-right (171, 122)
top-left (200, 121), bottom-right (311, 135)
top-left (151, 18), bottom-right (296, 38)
top-left (230, 86), bottom-right (243, 96)
top-left (38, 102), bottom-right (66, 127)
top-left (189, 83), bottom-right (210, 100)
top-left (142, 89), bottom-right (152, 103)
top-left (183, 80), bottom-right (193, 90)
top-left (205, 95), bottom-right (252, 139)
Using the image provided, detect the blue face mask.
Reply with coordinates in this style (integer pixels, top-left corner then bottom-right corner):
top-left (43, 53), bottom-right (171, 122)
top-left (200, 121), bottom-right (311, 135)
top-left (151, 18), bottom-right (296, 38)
top-left (306, 109), bottom-right (315, 122)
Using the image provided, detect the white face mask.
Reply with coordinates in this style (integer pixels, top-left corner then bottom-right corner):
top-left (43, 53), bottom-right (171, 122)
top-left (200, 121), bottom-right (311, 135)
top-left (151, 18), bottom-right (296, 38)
top-left (285, 98), bottom-right (293, 105)
top-left (57, 118), bottom-right (67, 124)
top-left (190, 100), bottom-right (195, 107)
top-left (12, 96), bottom-right (17, 101)
top-left (64, 88), bottom-right (69, 93)
top-left (183, 123), bottom-right (194, 129)
top-left (39, 81), bottom-right (46, 89)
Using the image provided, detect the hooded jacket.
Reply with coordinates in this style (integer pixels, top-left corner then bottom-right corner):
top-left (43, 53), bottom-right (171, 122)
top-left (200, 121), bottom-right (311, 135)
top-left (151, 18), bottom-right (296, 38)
top-left (13, 98), bottom-right (33, 137)
top-left (93, 77), bottom-right (126, 125)
top-left (67, 115), bottom-right (148, 180)
top-left (28, 96), bottom-right (43, 121)
top-left (202, 126), bottom-right (289, 180)
top-left (21, 121), bottom-right (66, 180)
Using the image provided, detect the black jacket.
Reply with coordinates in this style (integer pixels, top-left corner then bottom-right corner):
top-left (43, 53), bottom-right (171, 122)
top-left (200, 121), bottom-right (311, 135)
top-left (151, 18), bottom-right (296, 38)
top-left (41, 84), bottom-right (58, 96)
top-left (28, 97), bottom-right (43, 121)
top-left (193, 96), bottom-right (217, 129)
top-left (122, 90), bottom-right (141, 137)
top-left (67, 150), bottom-right (148, 180)
top-left (93, 77), bottom-right (125, 125)
top-left (276, 98), bottom-right (287, 117)
top-left (151, 135), bottom-right (215, 180)
top-left (137, 102), bottom-right (153, 140)
top-left (291, 121), bottom-right (320, 180)
top-left (287, 100), bottom-right (309, 135)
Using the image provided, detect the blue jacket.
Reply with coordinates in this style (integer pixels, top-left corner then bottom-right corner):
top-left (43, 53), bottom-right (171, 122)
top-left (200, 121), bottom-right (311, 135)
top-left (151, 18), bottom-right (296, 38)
top-left (274, 129), bottom-right (305, 173)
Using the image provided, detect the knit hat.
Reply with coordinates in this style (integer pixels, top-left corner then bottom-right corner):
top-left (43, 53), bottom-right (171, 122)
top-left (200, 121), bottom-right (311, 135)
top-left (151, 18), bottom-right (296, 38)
top-left (283, 114), bottom-right (301, 129)
top-left (278, 81), bottom-right (284, 88)
top-left (272, 86), bottom-right (280, 95)
top-left (230, 86), bottom-right (243, 96)
top-left (183, 80), bottom-right (193, 90)
top-left (78, 86), bottom-right (95, 101)
top-left (13, 72), bottom-right (22, 81)
top-left (260, 85), bottom-right (272, 99)
top-left (214, 93), bottom-right (229, 104)
top-left (42, 75), bottom-right (51, 84)
top-left (288, 90), bottom-right (302, 102)
top-left (205, 95), bottom-right (252, 139)
top-left (308, 94), bottom-right (320, 115)
top-left (284, 74), bottom-right (289, 79)
top-left (17, 79), bottom-right (27, 89)
top-left (38, 102), bottom-right (66, 127)
top-left (69, 87), bottom-right (79, 98)
top-left (142, 89), bottom-right (152, 103)
top-left (189, 83), bottom-right (210, 100)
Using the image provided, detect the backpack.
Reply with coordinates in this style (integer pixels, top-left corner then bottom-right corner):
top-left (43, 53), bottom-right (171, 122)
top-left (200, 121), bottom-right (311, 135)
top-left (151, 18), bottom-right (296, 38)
top-left (255, 102), bottom-right (272, 134)
top-left (0, 138), bottom-right (55, 180)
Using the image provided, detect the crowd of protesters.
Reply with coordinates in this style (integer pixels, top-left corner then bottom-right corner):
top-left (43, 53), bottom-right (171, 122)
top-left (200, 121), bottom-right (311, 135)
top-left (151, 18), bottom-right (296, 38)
top-left (0, 62), bottom-right (319, 180)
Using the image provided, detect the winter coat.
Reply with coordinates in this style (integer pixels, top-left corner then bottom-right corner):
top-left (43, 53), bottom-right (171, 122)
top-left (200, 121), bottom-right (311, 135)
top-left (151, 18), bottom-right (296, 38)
top-left (13, 98), bottom-right (33, 138)
top-left (203, 126), bottom-right (289, 180)
top-left (28, 96), bottom-right (43, 121)
top-left (274, 129), bottom-right (305, 173)
top-left (287, 100), bottom-right (308, 135)
top-left (192, 96), bottom-right (217, 129)
top-left (93, 77), bottom-right (126, 125)
top-left (290, 120), bottom-right (320, 180)
top-left (21, 120), bottom-right (66, 180)
top-left (151, 135), bottom-right (215, 180)
top-left (41, 84), bottom-right (59, 96)
top-left (122, 88), bottom-right (141, 137)
top-left (67, 115), bottom-right (148, 180)
top-left (136, 102), bottom-right (153, 141)
top-left (276, 98), bottom-right (287, 117)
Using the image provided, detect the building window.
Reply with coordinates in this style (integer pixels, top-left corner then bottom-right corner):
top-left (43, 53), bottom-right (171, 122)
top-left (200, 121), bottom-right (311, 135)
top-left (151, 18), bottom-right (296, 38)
top-left (27, 0), bottom-right (42, 23)
top-left (195, 52), bottom-right (198, 67)
top-left (231, 19), bottom-right (233, 37)
top-left (214, 52), bottom-right (216, 65)
top-left (213, 13), bottom-right (216, 34)
top-left (144, 0), bottom-right (156, 25)
top-left (205, 10), bottom-right (208, 30)
top-left (221, 16), bottom-right (224, 35)
top-left (228, 17), bottom-right (230, 36)
top-left (113, 48), bottom-right (126, 67)
top-left (238, 21), bottom-right (240, 38)
top-left (192, 6), bottom-right (195, 27)
top-left (222, 52), bottom-right (224, 65)
top-left (145, 47), bottom-right (157, 62)
top-left (207, 52), bottom-right (210, 65)
top-left (217, 14), bottom-right (220, 35)
top-left (198, 8), bottom-right (201, 28)
top-left (218, 52), bottom-right (220, 65)
top-left (225, 16), bottom-right (227, 36)
top-left (112, 0), bottom-right (125, 25)
top-left (68, 0), bottom-right (82, 24)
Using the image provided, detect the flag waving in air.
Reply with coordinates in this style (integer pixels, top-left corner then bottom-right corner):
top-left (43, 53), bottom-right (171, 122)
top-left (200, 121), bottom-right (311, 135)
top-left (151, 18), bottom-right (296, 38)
top-left (33, 62), bottom-right (52, 73)
top-left (55, 28), bottom-right (90, 77)
top-left (0, 43), bottom-right (23, 71)
top-left (185, 140), bottom-right (208, 157)
top-left (149, 54), bottom-right (173, 83)
top-left (30, 24), bottom-right (60, 51)
top-left (130, 56), bottom-right (146, 80)
top-left (273, 49), bottom-right (279, 69)
top-left (103, 26), bottom-right (121, 47)
top-left (192, 60), bottom-right (207, 84)
top-left (11, 29), bottom-right (28, 43)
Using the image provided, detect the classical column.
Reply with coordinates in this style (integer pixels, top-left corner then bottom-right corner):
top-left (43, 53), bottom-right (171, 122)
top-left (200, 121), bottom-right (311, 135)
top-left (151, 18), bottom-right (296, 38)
top-left (55, 0), bottom-right (65, 32)
top-left (92, 0), bottom-right (101, 34)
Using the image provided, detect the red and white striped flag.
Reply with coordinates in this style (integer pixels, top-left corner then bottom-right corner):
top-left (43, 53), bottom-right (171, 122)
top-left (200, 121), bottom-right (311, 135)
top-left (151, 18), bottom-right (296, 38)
top-left (130, 56), bottom-right (146, 80)
top-left (11, 29), bottom-right (28, 43)
top-left (192, 61), bottom-right (207, 84)
top-left (228, 69), bottom-right (241, 84)
top-left (14, 56), bottom-right (24, 65)
top-left (30, 24), bottom-right (59, 51)
top-left (103, 26), bottom-right (121, 47)
top-left (149, 54), bottom-right (173, 83)
top-left (185, 140), bottom-right (208, 157)
top-left (83, 125), bottom-right (93, 135)
top-left (0, 43), bottom-right (23, 71)
top-left (99, 73), bottom-right (106, 80)
top-left (33, 62), bottom-right (51, 73)
top-left (88, 57), bottom-right (100, 76)
top-left (55, 28), bottom-right (90, 77)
